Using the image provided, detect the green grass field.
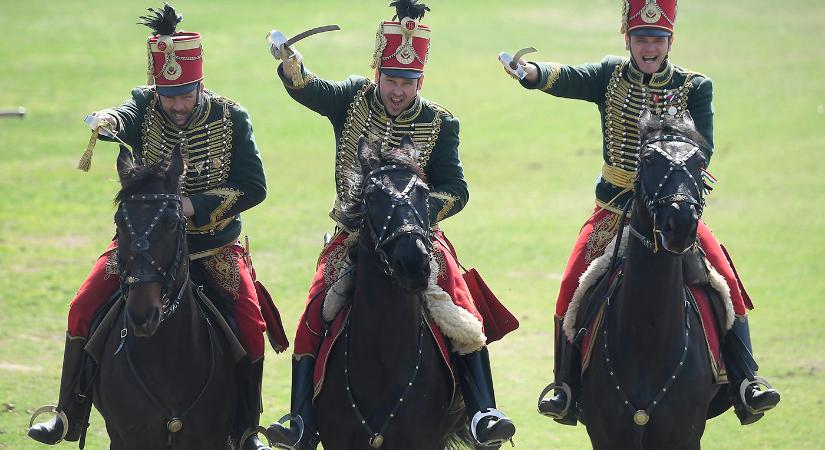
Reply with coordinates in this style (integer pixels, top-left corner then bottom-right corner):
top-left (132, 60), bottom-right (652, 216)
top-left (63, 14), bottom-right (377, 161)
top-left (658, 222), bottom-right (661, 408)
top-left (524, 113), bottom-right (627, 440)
top-left (1, 0), bottom-right (823, 448)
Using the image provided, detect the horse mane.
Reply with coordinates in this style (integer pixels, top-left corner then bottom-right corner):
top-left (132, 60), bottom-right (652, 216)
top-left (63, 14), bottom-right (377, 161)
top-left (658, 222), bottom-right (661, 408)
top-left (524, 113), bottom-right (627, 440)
top-left (113, 164), bottom-right (168, 204)
top-left (337, 144), bottom-right (427, 230)
top-left (640, 113), bottom-right (709, 153)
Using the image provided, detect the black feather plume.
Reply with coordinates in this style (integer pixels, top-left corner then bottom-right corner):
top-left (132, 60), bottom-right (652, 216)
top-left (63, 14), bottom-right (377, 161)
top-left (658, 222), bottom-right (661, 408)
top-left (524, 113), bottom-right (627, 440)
top-left (138, 3), bottom-right (182, 36)
top-left (390, 0), bottom-right (430, 21)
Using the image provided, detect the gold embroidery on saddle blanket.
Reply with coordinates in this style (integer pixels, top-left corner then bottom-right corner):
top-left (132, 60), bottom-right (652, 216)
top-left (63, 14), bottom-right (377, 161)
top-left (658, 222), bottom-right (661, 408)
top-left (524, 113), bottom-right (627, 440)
top-left (201, 246), bottom-right (241, 300)
top-left (323, 244), bottom-right (351, 287)
top-left (585, 212), bottom-right (623, 265)
top-left (104, 248), bottom-right (119, 280)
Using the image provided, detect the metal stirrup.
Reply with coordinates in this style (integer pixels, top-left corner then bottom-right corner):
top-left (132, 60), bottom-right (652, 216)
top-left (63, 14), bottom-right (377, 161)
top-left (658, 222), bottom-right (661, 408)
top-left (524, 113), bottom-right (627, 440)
top-left (739, 376), bottom-right (777, 414)
top-left (28, 405), bottom-right (69, 443)
top-left (537, 382), bottom-right (572, 418)
top-left (271, 414), bottom-right (304, 450)
top-left (239, 425), bottom-right (270, 449)
top-left (470, 409), bottom-right (512, 446)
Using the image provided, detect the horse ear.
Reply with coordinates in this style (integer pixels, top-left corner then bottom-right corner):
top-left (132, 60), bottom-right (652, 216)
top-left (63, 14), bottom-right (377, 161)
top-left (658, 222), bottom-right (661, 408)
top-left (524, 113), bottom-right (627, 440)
top-left (357, 136), bottom-right (378, 170)
top-left (116, 145), bottom-right (135, 186)
top-left (167, 144), bottom-right (185, 189)
top-left (399, 134), bottom-right (420, 160)
top-left (681, 110), bottom-right (696, 129)
top-left (638, 108), bottom-right (660, 138)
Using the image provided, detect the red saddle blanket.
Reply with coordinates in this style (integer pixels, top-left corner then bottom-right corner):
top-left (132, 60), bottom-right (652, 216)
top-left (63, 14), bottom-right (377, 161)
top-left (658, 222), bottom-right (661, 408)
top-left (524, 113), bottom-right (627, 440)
top-left (579, 284), bottom-right (726, 383)
top-left (312, 306), bottom-right (454, 400)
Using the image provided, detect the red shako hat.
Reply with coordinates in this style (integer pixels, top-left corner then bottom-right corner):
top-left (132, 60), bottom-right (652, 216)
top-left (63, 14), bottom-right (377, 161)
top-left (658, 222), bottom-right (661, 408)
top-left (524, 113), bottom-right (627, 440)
top-left (139, 3), bottom-right (203, 95)
top-left (622, 0), bottom-right (677, 36)
top-left (372, 0), bottom-right (431, 79)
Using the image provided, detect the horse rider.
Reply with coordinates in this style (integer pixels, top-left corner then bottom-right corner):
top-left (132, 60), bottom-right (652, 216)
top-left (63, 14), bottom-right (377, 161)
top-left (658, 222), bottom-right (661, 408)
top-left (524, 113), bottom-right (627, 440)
top-left (28, 5), bottom-right (272, 449)
top-left (499, 0), bottom-right (780, 427)
top-left (264, 1), bottom-right (517, 448)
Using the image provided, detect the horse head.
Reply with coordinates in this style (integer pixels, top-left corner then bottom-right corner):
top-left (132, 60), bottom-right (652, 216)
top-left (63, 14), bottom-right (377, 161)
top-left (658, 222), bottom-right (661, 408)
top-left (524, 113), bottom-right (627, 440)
top-left (114, 146), bottom-right (187, 337)
top-left (358, 135), bottom-right (432, 293)
top-left (635, 109), bottom-right (708, 254)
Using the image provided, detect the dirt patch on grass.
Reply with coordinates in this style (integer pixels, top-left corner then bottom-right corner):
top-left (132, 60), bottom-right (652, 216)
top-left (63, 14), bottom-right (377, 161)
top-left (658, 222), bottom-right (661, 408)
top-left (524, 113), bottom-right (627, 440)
top-left (0, 363), bottom-right (42, 373)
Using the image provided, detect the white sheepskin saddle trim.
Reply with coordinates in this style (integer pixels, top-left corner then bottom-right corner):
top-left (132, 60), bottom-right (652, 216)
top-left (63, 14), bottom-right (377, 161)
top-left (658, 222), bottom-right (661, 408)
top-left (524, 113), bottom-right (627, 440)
top-left (423, 257), bottom-right (486, 355)
top-left (321, 254), bottom-right (486, 355)
top-left (563, 228), bottom-right (734, 343)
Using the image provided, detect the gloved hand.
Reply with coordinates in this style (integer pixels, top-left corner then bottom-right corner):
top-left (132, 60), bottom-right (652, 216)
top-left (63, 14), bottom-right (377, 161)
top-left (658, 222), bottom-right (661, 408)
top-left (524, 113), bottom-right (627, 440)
top-left (84, 112), bottom-right (118, 137)
top-left (267, 29), bottom-right (303, 65)
top-left (498, 52), bottom-right (528, 80)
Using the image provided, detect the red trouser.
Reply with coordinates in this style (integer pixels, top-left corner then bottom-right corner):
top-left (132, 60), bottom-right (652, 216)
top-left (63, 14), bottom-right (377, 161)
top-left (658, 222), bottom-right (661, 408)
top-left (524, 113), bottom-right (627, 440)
top-left (293, 230), bottom-right (482, 356)
top-left (67, 241), bottom-right (267, 360)
top-left (555, 206), bottom-right (752, 317)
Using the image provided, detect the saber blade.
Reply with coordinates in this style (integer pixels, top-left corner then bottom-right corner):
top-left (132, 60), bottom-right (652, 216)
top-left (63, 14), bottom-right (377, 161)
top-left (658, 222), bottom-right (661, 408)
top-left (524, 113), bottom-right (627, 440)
top-left (284, 25), bottom-right (341, 48)
top-left (510, 47), bottom-right (537, 69)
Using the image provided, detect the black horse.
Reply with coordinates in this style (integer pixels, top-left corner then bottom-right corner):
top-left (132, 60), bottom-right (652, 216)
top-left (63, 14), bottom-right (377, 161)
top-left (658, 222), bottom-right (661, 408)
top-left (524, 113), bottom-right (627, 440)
top-left (93, 147), bottom-right (240, 449)
top-left (579, 111), bottom-right (720, 450)
top-left (314, 137), bottom-right (469, 450)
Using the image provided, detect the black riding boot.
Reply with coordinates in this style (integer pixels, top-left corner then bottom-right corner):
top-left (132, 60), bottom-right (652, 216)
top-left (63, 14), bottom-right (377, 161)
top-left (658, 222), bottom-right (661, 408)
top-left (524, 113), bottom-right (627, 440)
top-left (457, 347), bottom-right (516, 449)
top-left (537, 316), bottom-right (578, 425)
top-left (724, 316), bottom-right (780, 425)
top-left (266, 356), bottom-right (319, 450)
top-left (28, 334), bottom-right (93, 446)
top-left (234, 358), bottom-right (271, 450)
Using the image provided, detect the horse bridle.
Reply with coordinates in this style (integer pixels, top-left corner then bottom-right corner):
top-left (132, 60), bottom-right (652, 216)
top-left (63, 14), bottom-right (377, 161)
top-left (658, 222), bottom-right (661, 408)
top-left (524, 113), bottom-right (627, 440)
top-left (633, 134), bottom-right (706, 253)
top-left (117, 193), bottom-right (187, 321)
top-left (362, 164), bottom-right (432, 277)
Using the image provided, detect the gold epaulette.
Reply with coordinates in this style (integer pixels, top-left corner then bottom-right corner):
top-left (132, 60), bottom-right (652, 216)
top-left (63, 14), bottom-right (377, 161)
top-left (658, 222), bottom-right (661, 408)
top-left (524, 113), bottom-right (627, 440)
top-left (427, 101), bottom-right (454, 118)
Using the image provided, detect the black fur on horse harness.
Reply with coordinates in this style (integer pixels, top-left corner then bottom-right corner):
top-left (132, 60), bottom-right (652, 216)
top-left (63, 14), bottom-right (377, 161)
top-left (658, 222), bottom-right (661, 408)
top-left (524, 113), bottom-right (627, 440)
top-left (117, 193), bottom-right (186, 321)
top-left (362, 164), bottom-right (432, 277)
top-left (632, 134), bottom-right (706, 254)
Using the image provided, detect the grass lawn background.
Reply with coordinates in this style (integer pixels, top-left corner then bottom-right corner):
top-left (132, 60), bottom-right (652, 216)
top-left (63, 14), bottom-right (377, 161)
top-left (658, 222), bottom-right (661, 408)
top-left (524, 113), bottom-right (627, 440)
top-left (1, 0), bottom-right (823, 448)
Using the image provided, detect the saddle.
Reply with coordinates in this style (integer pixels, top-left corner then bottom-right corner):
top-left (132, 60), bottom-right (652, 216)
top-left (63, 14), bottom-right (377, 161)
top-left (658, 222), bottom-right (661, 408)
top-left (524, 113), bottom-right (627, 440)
top-left (565, 236), bottom-right (733, 384)
top-left (84, 283), bottom-right (248, 367)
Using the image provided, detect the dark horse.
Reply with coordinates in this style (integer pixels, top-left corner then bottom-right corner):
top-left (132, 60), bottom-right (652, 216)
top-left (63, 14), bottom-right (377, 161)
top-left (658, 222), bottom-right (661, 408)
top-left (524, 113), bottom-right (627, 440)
top-left (314, 137), bottom-right (468, 449)
top-left (93, 147), bottom-right (239, 449)
top-left (580, 111), bottom-right (720, 450)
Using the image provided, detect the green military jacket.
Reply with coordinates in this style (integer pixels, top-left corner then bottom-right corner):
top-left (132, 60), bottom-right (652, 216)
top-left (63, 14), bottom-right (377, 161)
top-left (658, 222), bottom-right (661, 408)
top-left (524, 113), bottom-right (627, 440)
top-left (278, 64), bottom-right (468, 227)
top-left (521, 55), bottom-right (713, 211)
top-left (103, 86), bottom-right (266, 255)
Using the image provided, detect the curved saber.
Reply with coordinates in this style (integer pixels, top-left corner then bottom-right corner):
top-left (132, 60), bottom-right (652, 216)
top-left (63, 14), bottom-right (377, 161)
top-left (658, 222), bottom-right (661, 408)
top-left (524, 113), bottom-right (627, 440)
top-left (510, 47), bottom-right (537, 69)
top-left (285, 25), bottom-right (341, 48)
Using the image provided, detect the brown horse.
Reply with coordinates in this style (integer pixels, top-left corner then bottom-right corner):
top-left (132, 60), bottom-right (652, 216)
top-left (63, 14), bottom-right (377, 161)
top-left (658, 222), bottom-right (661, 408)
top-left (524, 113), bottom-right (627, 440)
top-left (93, 147), bottom-right (239, 449)
top-left (314, 137), bottom-right (470, 450)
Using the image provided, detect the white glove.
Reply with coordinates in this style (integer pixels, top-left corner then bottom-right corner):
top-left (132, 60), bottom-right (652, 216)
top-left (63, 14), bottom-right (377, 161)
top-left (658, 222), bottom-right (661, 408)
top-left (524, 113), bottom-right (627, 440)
top-left (267, 30), bottom-right (302, 65)
top-left (498, 52), bottom-right (527, 80)
top-left (84, 112), bottom-right (117, 137)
